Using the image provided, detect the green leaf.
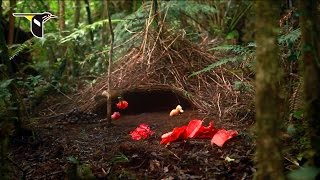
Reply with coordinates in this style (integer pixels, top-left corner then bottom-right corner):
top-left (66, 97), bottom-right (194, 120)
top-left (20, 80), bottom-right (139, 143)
top-left (286, 124), bottom-right (296, 136)
top-left (0, 79), bottom-right (14, 89)
top-left (292, 110), bottom-right (304, 120)
top-left (226, 30), bottom-right (239, 40)
top-left (288, 166), bottom-right (320, 180)
top-left (111, 153), bottom-right (129, 164)
top-left (67, 156), bottom-right (79, 164)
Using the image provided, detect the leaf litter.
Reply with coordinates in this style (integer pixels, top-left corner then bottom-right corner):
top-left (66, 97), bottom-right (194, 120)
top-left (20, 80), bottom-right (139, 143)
top-left (9, 110), bottom-right (255, 179)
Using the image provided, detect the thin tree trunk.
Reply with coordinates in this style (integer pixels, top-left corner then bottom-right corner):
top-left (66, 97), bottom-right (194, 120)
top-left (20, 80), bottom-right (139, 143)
top-left (299, 0), bottom-right (320, 167)
top-left (73, 0), bottom-right (81, 77)
top-left (106, 0), bottom-right (114, 126)
top-left (14, 0), bottom-right (25, 43)
top-left (254, 0), bottom-right (284, 179)
top-left (102, 0), bottom-right (108, 45)
top-left (8, 0), bottom-right (16, 46)
top-left (59, 0), bottom-right (65, 32)
top-left (74, 0), bottom-right (81, 28)
top-left (84, 0), bottom-right (94, 45)
top-left (1, 0), bottom-right (15, 177)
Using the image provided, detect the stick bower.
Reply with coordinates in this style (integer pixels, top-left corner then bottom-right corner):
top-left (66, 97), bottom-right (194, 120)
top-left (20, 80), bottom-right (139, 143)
top-left (74, 30), bottom-right (252, 120)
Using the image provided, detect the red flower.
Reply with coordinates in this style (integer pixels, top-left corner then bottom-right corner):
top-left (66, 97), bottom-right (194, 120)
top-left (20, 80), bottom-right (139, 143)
top-left (111, 112), bottom-right (120, 120)
top-left (116, 100), bottom-right (128, 110)
top-left (160, 119), bottom-right (238, 147)
top-left (130, 124), bottom-right (154, 140)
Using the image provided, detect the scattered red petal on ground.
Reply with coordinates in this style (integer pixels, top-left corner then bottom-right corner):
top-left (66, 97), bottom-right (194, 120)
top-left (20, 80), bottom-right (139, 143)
top-left (130, 124), bottom-right (154, 140)
top-left (193, 122), bottom-right (216, 139)
top-left (160, 119), bottom-right (238, 147)
top-left (111, 112), bottom-right (121, 120)
top-left (160, 125), bottom-right (187, 145)
top-left (116, 100), bottom-right (128, 110)
top-left (211, 129), bottom-right (238, 147)
top-left (186, 120), bottom-right (203, 138)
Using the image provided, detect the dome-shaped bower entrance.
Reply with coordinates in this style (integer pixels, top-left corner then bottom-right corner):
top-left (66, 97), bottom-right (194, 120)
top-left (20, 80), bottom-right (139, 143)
top-left (93, 88), bottom-right (193, 118)
top-left (119, 89), bottom-right (192, 114)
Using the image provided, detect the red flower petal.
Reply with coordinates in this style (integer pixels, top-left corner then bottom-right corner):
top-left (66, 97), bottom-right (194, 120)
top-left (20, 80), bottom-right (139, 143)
top-left (185, 120), bottom-right (203, 138)
top-left (160, 126), bottom-right (187, 145)
top-left (160, 119), bottom-right (238, 146)
top-left (194, 122), bottom-right (216, 139)
top-left (211, 129), bottom-right (238, 147)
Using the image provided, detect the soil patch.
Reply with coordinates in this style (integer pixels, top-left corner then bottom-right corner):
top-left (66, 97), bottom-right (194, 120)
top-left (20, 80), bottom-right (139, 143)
top-left (10, 110), bottom-right (255, 179)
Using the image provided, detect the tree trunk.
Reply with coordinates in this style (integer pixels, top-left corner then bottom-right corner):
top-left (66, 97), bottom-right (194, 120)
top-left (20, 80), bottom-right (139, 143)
top-left (73, 0), bottom-right (81, 77)
top-left (84, 0), bottom-right (94, 45)
top-left (106, 0), bottom-right (114, 126)
top-left (8, 0), bottom-right (16, 46)
top-left (1, 0), bottom-right (13, 177)
top-left (299, 0), bottom-right (320, 167)
top-left (74, 0), bottom-right (81, 28)
top-left (254, 1), bottom-right (284, 179)
top-left (59, 0), bottom-right (65, 32)
top-left (101, 0), bottom-right (108, 45)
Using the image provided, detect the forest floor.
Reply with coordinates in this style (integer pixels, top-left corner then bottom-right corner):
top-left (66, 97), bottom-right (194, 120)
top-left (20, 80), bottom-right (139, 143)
top-left (9, 107), bottom-right (255, 179)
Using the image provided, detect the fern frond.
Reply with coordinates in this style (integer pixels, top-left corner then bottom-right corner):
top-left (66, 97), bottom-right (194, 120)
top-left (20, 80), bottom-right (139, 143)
top-left (209, 45), bottom-right (250, 54)
top-left (59, 19), bottom-right (124, 44)
top-left (278, 28), bottom-right (301, 44)
top-left (164, 1), bottom-right (218, 17)
top-left (189, 56), bottom-right (242, 77)
top-left (9, 39), bottom-right (33, 60)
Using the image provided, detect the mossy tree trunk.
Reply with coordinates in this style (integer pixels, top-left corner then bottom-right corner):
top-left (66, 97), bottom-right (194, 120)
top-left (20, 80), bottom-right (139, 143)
top-left (254, 1), bottom-right (284, 179)
top-left (299, 0), bottom-right (320, 167)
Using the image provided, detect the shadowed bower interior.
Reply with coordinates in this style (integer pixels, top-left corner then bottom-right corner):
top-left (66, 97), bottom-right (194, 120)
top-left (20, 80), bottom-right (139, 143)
top-left (115, 89), bottom-right (193, 114)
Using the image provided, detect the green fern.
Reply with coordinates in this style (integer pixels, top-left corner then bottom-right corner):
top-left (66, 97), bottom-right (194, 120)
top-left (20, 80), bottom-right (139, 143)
top-left (8, 39), bottom-right (33, 60)
top-left (164, 1), bottom-right (218, 17)
top-left (278, 28), bottom-right (301, 45)
top-left (113, 1), bottom-right (219, 52)
top-left (189, 56), bottom-right (242, 77)
top-left (190, 43), bottom-right (255, 77)
top-left (209, 44), bottom-right (251, 55)
top-left (59, 19), bottom-right (124, 44)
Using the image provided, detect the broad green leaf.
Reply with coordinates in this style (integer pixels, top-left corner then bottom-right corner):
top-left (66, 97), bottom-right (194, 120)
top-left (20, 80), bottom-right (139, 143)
top-left (0, 79), bottom-right (14, 89)
top-left (288, 166), bottom-right (320, 180)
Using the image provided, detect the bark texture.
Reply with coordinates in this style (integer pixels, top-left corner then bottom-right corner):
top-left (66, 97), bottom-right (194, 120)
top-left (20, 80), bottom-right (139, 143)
top-left (8, 0), bottom-right (16, 45)
top-left (299, 0), bottom-right (320, 167)
top-left (74, 0), bottom-right (81, 28)
top-left (59, 0), bottom-right (65, 31)
top-left (254, 1), bottom-right (284, 179)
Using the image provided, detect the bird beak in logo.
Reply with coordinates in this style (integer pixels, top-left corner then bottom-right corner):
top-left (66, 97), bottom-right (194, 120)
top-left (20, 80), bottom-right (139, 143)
top-left (12, 12), bottom-right (57, 38)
